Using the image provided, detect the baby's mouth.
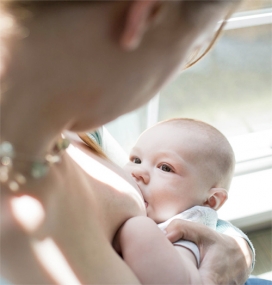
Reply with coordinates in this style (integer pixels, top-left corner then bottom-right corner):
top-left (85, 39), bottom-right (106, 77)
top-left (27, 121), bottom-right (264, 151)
top-left (144, 201), bottom-right (148, 208)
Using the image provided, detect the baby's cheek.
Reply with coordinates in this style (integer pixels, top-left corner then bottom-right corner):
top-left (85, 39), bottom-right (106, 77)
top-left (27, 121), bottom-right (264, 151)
top-left (123, 163), bottom-right (131, 173)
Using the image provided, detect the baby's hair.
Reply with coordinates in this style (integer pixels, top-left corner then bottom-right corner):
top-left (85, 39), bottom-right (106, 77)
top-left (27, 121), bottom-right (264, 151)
top-left (158, 118), bottom-right (235, 190)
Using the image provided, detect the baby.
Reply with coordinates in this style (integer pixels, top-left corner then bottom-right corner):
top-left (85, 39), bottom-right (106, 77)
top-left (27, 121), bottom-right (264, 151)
top-left (82, 120), bottom-right (253, 284)
top-left (115, 118), bottom-right (241, 284)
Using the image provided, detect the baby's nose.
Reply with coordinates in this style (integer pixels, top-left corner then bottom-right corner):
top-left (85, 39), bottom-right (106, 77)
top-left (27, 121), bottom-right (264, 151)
top-left (131, 167), bottom-right (150, 184)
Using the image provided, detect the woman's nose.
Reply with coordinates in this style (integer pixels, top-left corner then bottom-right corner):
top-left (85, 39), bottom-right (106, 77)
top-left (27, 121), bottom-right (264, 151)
top-left (131, 167), bottom-right (150, 184)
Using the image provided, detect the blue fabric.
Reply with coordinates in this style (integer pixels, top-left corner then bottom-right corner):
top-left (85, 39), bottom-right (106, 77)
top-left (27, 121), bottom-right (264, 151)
top-left (245, 277), bottom-right (272, 285)
top-left (87, 129), bottom-right (103, 146)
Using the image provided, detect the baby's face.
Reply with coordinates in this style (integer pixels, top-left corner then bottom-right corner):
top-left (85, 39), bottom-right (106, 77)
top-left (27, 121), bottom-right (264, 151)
top-left (124, 123), bottom-right (209, 223)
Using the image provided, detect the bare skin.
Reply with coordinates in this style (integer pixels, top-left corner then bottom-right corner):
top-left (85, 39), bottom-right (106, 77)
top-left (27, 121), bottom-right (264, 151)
top-left (1, 1), bottom-right (251, 284)
top-left (116, 216), bottom-right (202, 285)
top-left (1, 139), bottom-right (146, 284)
top-left (166, 219), bottom-right (253, 284)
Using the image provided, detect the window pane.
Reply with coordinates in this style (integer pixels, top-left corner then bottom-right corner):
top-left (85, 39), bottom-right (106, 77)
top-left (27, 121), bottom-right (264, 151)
top-left (237, 0), bottom-right (272, 12)
top-left (159, 24), bottom-right (272, 137)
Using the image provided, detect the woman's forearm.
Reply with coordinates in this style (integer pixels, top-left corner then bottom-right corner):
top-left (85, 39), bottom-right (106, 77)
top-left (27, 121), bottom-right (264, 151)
top-left (165, 219), bottom-right (251, 285)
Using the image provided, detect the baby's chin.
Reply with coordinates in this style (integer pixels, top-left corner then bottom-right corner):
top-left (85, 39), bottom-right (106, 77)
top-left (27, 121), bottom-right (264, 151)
top-left (148, 210), bottom-right (178, 224)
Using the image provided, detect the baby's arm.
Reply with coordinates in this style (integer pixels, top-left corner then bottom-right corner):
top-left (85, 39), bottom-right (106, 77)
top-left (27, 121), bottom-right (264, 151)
top-left (115, 216), bottom-right (202, 285)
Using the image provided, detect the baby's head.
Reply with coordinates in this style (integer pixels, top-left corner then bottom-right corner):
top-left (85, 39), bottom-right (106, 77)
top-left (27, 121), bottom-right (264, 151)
top-left (125, 118), bottom-right (235, 223)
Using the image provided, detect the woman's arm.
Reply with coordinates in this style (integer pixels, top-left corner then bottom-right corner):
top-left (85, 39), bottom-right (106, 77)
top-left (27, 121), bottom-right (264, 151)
top-left (165, 219), bottom-right (252, 285)
top-left (216, 218), bottom-right (255, 271)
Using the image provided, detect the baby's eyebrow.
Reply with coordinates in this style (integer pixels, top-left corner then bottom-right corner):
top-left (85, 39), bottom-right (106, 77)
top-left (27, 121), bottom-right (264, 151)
top-left (129, 146), bottom-right (142, 154)
top-left (155, 150), bottom-right (182, 159)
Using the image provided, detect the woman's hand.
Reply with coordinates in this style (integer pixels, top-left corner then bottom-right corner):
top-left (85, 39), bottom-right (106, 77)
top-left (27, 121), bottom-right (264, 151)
top-left (165, 219), bottom-right (252, 285)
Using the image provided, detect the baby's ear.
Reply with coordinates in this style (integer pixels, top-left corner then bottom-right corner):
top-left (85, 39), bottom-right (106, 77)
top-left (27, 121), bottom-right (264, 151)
top-left (203, 188), bottom-right (228, 211)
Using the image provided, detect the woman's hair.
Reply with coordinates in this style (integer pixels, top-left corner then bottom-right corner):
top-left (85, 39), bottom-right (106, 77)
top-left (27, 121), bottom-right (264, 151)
top-left (78, 133), bottom-right (108, 160)
top-left (184, 1), bottom-right (240, 69)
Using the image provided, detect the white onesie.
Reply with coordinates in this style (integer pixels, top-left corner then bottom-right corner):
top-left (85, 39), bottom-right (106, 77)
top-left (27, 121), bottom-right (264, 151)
top-left (158, 205), bottom-right (218, 267)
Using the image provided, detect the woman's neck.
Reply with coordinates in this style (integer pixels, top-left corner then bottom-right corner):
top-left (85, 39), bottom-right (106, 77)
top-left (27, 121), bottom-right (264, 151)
top-left (0, 40), bottom-right (74, 159)
top-left (1, 47), bottom-right (65, 160)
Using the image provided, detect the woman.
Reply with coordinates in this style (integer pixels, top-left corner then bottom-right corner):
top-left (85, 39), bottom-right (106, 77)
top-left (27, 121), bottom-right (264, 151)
top-left (1, 1), bottom-right (253, 284)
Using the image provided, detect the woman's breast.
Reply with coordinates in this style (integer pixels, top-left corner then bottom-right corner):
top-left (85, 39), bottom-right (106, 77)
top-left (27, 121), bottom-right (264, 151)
top-left (90, 159), bottom-right (146, 241)
top-left (66, 141), bottom-right (146, 241)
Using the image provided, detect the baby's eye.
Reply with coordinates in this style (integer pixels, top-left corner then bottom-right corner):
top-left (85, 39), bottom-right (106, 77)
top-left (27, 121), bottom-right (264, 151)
top-left (132, 157), bottom-right (141, 164)
top-left (159, 164), bottom-right (173, 172)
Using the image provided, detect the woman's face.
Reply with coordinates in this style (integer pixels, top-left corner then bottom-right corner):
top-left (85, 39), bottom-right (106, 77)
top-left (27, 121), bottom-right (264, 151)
top-left (8, 1), bottom-right (234, 131)
top-left (88, 1), bottom-right (233, 123)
